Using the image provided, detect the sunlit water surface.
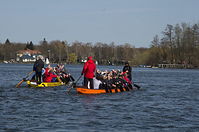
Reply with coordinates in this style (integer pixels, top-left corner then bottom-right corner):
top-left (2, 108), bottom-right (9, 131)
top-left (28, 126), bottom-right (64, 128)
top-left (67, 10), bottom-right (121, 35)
top-left (0, 64), bottom-right (199, 131)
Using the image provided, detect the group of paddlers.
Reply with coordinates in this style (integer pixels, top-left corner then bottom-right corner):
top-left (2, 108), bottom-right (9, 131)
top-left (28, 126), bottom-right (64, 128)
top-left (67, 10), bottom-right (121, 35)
top-left (32, 56), bottom-right (73, 84)
top-left (81, 56), bottom-right (134, 90)
top-left (33, 55), bottom-right (135, 90)
top-left (93, 68), bottom-right (133, 90)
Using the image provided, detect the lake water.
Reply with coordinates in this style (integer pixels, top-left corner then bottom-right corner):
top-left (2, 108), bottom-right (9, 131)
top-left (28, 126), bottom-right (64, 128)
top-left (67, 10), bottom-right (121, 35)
top-left (0, 64), bottom-right (199, 131)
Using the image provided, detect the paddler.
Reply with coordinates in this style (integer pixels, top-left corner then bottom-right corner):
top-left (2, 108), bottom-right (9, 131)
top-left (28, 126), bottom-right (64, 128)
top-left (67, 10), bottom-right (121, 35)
top-left (123, 61), bottom-right (132, 81)
top-left (81, 56), bottom-right (96, 89)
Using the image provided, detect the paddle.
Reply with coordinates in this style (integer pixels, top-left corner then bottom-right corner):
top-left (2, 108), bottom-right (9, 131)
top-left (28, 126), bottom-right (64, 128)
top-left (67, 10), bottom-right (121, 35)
top-left (67, 75), bottom-right (82, 93)
top-left (62, 66), bottom-right (75, 82)
top-left (133, 83), bottom-right (141, 89)
top-left (16, 71), bottom-right (34, 88)
top-left (54, 73), bottom-right (63, 83)
top-left (49, 69), bottom-right (63, 83)
top-left (69, 75), bottom-right (75, 82)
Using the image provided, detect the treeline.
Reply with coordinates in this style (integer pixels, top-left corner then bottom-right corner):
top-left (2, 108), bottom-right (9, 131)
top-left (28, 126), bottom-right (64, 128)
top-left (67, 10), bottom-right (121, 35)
top-left (147, 23), bottom-right (199, 68)
top-left (1, 22), bottom-right (199, 67)
top-left (0, 38), bottom-right (144, 65)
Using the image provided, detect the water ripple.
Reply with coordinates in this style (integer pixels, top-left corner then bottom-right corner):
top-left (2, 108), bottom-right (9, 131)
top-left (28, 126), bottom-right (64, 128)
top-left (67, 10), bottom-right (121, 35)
top-left (1, 64), bottom-right (199, 131)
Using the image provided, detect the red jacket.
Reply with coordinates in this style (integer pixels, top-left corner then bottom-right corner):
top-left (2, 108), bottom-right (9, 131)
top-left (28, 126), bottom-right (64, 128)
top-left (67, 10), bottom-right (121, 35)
top-left (123, 76), bottom-right (132, 84)
top-left (122, 72), bottom-right (132, 84)
top-left (82, 59), bottom-right (96, 79)
top-left (44, 68), bottom-right (57, 82)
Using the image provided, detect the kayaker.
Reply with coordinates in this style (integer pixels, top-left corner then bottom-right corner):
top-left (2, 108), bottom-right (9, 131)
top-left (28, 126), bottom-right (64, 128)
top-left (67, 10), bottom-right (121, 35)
top-left (33, 55), bottom-right (44, 84)
top-left (81, 56), bottom-right (96, 89)
top-left (123, 61), bottom-right (132, 81)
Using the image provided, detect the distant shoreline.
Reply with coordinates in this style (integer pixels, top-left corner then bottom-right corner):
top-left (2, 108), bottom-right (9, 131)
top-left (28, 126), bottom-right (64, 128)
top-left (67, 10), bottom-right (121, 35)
top-left (0, 62), bottom-right (198, 69)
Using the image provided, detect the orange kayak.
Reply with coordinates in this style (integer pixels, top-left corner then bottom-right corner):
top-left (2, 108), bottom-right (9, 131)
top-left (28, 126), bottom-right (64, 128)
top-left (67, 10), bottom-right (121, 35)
top-left (75, 86), bottom-right (136, 94)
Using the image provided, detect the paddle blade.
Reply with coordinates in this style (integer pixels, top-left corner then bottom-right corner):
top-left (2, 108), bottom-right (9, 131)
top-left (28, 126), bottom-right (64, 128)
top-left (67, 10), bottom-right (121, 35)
top-left (67, 82), bottom-right (75, 93)
top-left (70, 76), bottom-right (75, 81)
top-left (16, 80), bottom-right (24, 88)
top-left (133, 84), bottom-right (141, 89)
top-left (67, 75), bottom-right (82, 93)
top-left (16, 71), bottom-right (33, 88)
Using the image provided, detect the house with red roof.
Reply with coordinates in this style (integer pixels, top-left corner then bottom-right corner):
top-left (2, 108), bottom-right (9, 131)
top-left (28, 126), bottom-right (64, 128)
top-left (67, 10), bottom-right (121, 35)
top-left (16, 49), bottom-right (43, 62)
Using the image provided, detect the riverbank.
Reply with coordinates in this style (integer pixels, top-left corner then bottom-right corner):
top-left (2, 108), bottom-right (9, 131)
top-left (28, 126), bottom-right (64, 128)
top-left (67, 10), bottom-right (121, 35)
top-left (1, 62), bottom-right (198, 69)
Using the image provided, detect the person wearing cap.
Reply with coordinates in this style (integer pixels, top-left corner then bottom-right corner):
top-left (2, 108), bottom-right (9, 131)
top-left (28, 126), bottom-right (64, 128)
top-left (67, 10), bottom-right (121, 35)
top-left (33, 55), bottom-right (44, 84)
top-left (123, 61), bottom-right (132, 81)
top-left (81, 56), bottom-right (96, 89)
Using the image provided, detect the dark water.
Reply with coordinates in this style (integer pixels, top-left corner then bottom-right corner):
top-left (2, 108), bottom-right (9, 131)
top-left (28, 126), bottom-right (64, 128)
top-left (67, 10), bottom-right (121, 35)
top-left (1, 64), bottom-right (199, 132)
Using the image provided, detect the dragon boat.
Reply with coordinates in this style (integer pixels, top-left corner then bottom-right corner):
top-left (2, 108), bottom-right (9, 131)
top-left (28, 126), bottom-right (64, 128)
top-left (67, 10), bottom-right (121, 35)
top-left (26, 80), bottom-right (64, 88)
top-left (75, 85), bottom-right (138, 94)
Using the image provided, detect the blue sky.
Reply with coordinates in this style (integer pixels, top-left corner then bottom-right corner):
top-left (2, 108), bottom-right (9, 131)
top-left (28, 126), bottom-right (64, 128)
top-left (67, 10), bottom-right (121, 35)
top-left (0, 0), bottom-right (198, 47)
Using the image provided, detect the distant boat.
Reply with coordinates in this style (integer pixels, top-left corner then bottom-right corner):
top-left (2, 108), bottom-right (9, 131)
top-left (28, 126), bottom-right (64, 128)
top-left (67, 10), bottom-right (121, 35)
top-left (45, 58), bottom-right (50, 64)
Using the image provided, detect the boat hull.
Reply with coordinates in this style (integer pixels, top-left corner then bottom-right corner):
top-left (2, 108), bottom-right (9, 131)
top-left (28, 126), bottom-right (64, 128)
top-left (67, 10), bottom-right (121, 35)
top-left (75, 86), bottom-right (135, 94)
top-left (26, 80), bottom-right (63, 88)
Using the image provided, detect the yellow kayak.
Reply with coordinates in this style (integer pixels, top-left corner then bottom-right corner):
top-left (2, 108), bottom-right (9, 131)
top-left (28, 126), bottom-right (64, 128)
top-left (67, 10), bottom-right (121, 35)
top-left (26, 80), bottom-right (64, 88)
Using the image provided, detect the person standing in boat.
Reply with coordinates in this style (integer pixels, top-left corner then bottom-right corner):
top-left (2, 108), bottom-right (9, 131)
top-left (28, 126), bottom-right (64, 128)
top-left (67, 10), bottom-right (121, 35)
top-left (33, 55), bottom-right (44, 84)
top-left (81, 56), bottom-right (96, 89)
top-left (123, 61), bottom-right (132, 81)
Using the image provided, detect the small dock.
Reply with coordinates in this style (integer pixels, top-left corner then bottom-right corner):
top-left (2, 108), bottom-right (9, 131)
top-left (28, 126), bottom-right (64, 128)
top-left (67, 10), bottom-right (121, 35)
top-left (158, 64), bottom-right (193, 69)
